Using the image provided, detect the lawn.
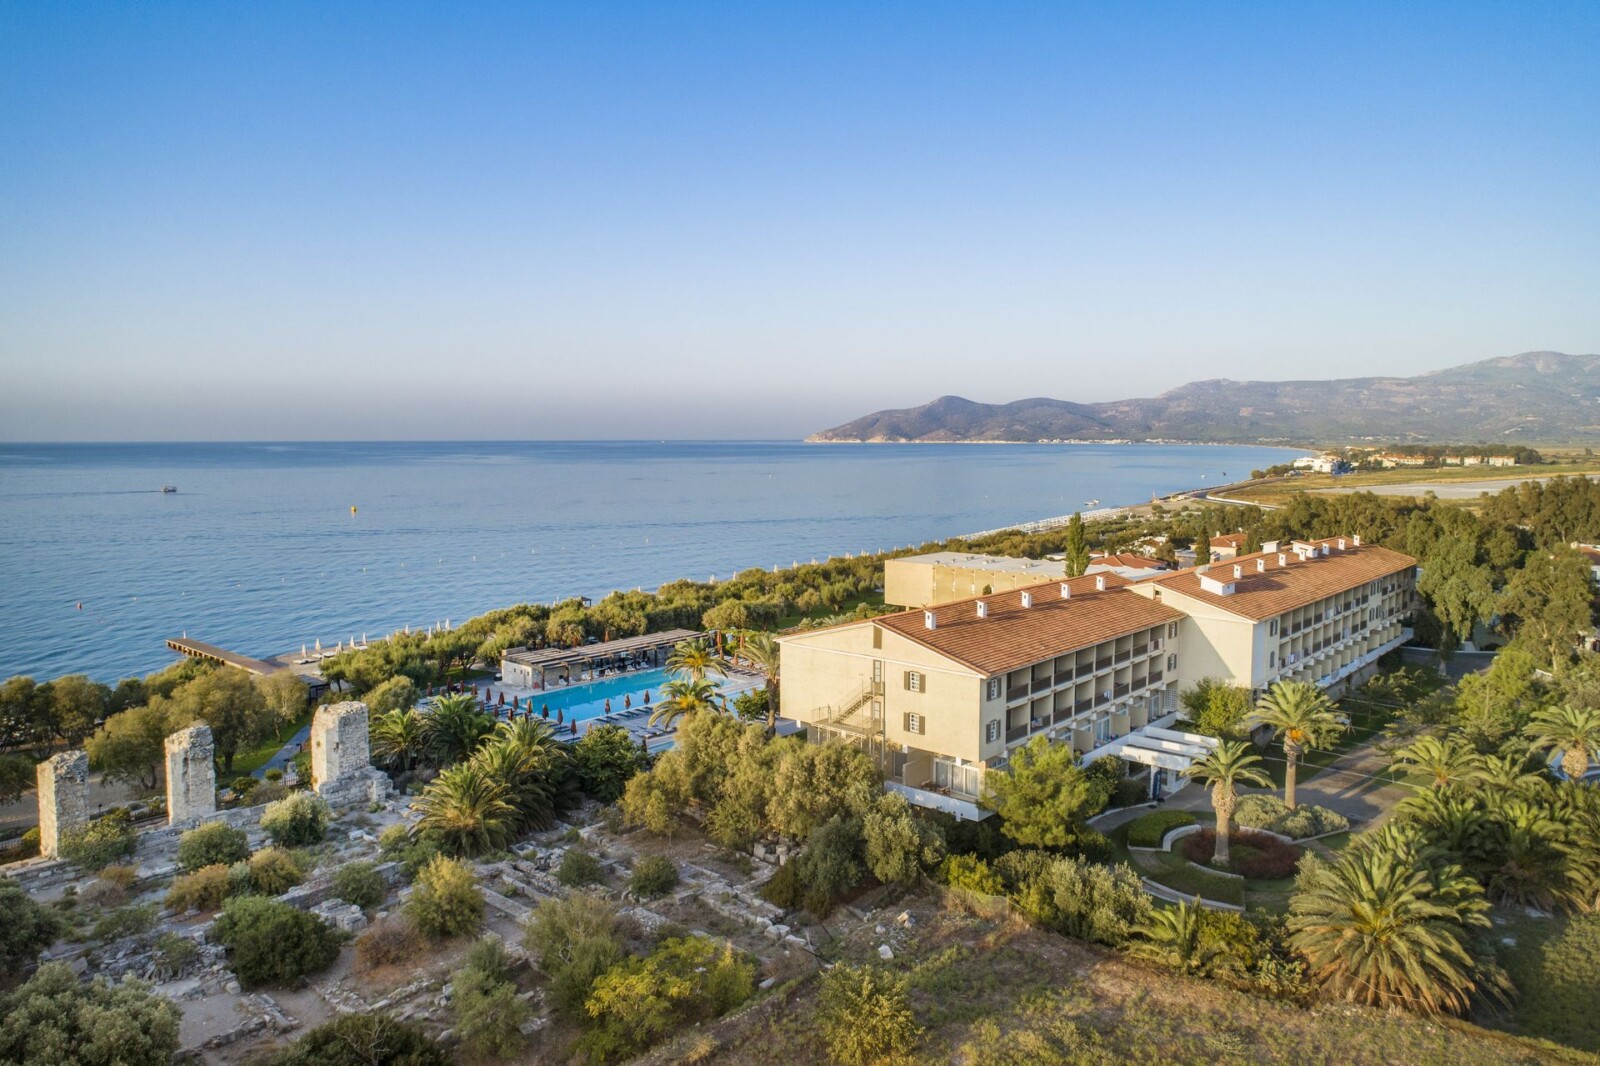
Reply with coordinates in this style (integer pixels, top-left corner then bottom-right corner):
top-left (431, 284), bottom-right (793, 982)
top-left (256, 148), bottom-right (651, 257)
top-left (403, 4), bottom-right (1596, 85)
top-left (1485, 909), bottom-right (1600, 1053)
top-left (230, 709), bottom-right (313, 776)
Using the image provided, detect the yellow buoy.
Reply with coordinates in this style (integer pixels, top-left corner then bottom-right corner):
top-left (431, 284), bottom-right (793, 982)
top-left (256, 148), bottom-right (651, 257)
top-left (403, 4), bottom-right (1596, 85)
top-left (350, 505), bottom-right (358, 515)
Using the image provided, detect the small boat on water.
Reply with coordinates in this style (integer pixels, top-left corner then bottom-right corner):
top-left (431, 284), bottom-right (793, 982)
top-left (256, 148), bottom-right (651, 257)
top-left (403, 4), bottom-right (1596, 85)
top-left (161, 485), bottom-right (177, 493)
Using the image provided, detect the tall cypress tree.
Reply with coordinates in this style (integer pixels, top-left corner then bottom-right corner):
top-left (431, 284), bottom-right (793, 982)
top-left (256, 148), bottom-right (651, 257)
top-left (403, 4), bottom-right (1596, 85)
top-left (1064, 512), bottom-right (1090, 578)
top-left (1194, 518), bottom-right (1211, 565)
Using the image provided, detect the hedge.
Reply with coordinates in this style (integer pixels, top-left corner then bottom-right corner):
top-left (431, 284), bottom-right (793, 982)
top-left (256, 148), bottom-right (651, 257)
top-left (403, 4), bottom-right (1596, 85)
top-left (1125, 810), bottom-right (1196, 849)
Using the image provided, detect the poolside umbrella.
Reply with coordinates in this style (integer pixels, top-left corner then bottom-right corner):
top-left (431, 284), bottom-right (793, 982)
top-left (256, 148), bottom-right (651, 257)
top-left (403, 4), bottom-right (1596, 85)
top-left (498, 691), bottom-right (505, 706)
top-left (542, 704), bottom-right (549, 719)
top-left (557, 709), bottom-right (563, 724)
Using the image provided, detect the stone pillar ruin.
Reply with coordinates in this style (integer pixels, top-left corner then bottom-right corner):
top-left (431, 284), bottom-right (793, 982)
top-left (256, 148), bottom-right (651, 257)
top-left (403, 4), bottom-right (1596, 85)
top-left (311, 700), bottom-right (391, 806)
top-left (165, 723), bottom-right (218, 826)
top-left (37, 750), bottom-right (89, 859)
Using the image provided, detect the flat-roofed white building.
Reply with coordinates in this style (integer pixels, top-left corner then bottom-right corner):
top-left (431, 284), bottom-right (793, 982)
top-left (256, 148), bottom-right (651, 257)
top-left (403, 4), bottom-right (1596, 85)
top-left (883, 551), bottom-right (1067, 608)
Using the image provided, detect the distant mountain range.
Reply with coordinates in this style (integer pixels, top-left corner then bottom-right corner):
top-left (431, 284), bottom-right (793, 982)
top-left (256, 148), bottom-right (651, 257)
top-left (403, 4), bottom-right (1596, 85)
top-left (808, 351), bottom-right (1600, 445)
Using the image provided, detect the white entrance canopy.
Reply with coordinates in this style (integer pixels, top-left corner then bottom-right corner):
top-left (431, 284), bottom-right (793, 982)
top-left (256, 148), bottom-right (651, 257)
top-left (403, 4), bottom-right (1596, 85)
top-left (1080, 727), bottom-right (1219, 773)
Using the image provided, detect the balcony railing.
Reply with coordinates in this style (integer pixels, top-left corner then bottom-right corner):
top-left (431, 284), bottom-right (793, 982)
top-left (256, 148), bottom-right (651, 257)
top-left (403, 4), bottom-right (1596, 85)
top-left (1096, 691), bottom-right (1112, 706)
top-left (1094, 655), bottom-right (1112, 672)
top-left (1113, 649), bottom-right (1131, 665)
top-left (1032, 677), bottom-right (1053, 694)
top-left (1074, 698), bottom-right (1092, 714)
top-left (1132, 643), bottom-right (1148, 658)
top-left (1113, 682), bottom-right (1130, 698)
top-left (1148, 669), bottom-right (1163, 684)
top-left (1006, 724), bottom-right (1029, 742)
top-left (1007, 685), bottom-right (1030, 702)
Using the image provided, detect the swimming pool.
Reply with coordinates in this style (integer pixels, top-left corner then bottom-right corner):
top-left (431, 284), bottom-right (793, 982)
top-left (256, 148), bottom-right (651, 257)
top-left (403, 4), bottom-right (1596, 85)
top-left (490, 666), bottom-right (759, 726)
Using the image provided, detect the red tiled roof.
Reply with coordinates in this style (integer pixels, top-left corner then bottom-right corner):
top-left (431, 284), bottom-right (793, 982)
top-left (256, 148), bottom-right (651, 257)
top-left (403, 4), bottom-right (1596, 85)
top-left (873, 572), bottom-right (1185, 675)
top-left (1138, 540), bottom-right (1415, 621)
top-left (1091, 552), bottom-right (1169, 569)
top-left (1209, 533), bottom-right (1248, 550)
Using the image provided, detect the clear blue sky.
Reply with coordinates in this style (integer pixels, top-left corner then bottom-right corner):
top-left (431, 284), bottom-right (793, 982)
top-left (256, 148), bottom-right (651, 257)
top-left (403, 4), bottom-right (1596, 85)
top-left (2, 2), bottom-right (1596, 440)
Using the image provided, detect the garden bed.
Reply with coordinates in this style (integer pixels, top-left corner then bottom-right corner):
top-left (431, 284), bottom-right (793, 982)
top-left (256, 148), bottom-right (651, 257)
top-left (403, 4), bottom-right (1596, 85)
top-left (1178, 829), bottom-right (1302, 880)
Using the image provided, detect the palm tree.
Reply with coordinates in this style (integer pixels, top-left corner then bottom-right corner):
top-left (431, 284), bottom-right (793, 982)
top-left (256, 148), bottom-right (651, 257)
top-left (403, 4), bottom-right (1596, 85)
top-left (1481, 798), bottom-right (1571, 910)
top-left (1396, 791), bottom-right (1488, 865)
top-left (1523, 704), bottom-right (1600, 781)
top-left (647, 677), bottom-right (723, 731)
top-left (415, 762), bottom-right (518, 857)
top-left (1392, 735), bottom-right (1484, 792)
top-left (1244, 680), bottom-right (1344, 810)
top-left (740, 631), bottom-right (782, 734)
top-left (1287, 834), bottom-right (1494, 1016)
top-left (666, 639), bottom-right (728, 682)
top-left (468, 717), bottom-right (578, 834)
top-left (1128, 900), bottom-right (1209, 973)
top-left (423, 693), bottom-right (496, 765)
top-left (1182, 740), bottom-right (1272, 867)
top-left (1477, 749), bottom-right (1544, 797)
top-left (370, 708), bottom-right (428, 772)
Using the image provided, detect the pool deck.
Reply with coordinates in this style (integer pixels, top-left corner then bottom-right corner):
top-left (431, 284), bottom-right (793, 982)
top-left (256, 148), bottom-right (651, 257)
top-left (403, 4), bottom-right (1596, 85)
top-left (470, 666), bottom-right (768, 748)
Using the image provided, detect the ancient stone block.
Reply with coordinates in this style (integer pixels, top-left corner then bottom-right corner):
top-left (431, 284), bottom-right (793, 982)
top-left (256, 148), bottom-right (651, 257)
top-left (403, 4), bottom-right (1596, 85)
top-left (165, 723), bottom-right (218, 826)
top-left (37, 750), bottom-right (89, 859)
top-left (311, 701), bottom-right (371, 792)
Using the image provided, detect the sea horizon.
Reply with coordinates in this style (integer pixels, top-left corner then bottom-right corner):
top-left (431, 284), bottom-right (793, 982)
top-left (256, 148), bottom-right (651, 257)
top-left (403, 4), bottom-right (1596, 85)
top-left (0, 439), bottom-right (1303, 682)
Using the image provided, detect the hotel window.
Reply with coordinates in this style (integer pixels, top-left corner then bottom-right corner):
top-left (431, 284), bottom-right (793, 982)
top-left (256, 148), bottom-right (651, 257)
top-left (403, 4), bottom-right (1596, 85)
top-left (1167, 622), bottom-right (1179, 639)
top-left (986, 678), bottom-right (1001, 700)
top-left (1270, 619), bottom-right (1279, 636)
top-left (904, 712), bottom-right (925, 735)
top-left (933, 759), bottom-right (980, 797)
top-left (1094, 717), bottom-right (1112, 744)
top-left (1269, 651), bottom-right (1276, 668)
top-left (1167, 653), bottom-right (1177, 672)
top-left (905, 671), bottom-right (923, 692)
top-left (985, 719), bottom-right (1001, 743)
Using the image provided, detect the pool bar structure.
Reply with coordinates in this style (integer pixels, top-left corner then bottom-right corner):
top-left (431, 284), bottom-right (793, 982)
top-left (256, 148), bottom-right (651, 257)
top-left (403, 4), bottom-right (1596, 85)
top-left (499, 628), bottom-right (704, 688)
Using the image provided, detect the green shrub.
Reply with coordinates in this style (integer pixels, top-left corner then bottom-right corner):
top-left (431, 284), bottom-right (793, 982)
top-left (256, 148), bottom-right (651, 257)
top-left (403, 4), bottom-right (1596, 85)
top-left (18, 826), bottom-right (41, 859)
top-left (263, 768), bottom-right (284, 783)
top-left (177, 822), bottom-right (250, 872)
top-left (452, 937), bottom-right (530, 1059)
top-left (58, 812), bottom-right (137, 871)
top-left (212, 895), bottom-right (340, 988)
top-left (270, 1012), bottom-right (448, 1066)
top-left (758, 860), bottom-right (802, 909)
top-left (1112, 778), bottom-right (1148, 809)
top-left (1125, 810), bottom-right (1196, 848)
top-left (1275, 805), bottom-right (1349, 839)
top-left (152, 931), bottom-right (200, 979)
top-left (354, 915), bottom-right (423, 973)
top-left (407, 856), bottom-right (483, 939)
top-left (333, 860), bottom-right (387, 909)
top-left (818, 964), bottom-right (922, 1066)
top-left (523, 892), bottom-right (628, 1019)
top-left (92, 903), bottom-right (157, 941)
top-left (580, 936), bottom-right (755, 1061)
top-left (260, 792), bottom-right (331, 847)
top-left (1233, 795), bottom-right (1349, 839)
top-left (0, 962), bottom-right (180, 1066)
top-left (629, 855), bottom-right (680, 898)
top-left (166, 864), bottom-right (233, 912)
top-left (377, 823), bottom-right (411, 855)
top-left (793, 814), bottom-right (864, 918)
top-left (939, 854), bottom-right (1004, 896)
top-left (0, 876), bottom-right (68, 971)
top-left (231, 775), bottom-right (259, 798)
top-left (557, 848), bottom-right (604, 888)
top-left (246, 847), bottom-right (304, 895)
top-left (252, 779), bottom-right (290, 805)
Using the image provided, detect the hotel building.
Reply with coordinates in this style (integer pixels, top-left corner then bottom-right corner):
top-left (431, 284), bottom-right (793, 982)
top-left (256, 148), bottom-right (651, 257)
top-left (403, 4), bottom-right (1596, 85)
top-left (778, 536), bottom-right (1416, 818)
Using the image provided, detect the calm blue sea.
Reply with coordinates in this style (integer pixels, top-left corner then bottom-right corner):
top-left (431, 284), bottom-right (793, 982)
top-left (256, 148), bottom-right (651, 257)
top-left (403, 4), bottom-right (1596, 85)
top-left (0, 441), bottom-right (1301, 682)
